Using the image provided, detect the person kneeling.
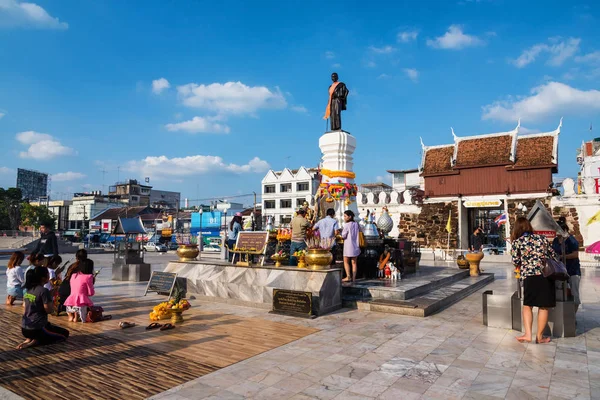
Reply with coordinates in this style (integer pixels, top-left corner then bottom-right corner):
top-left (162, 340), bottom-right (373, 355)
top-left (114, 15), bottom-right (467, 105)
top-left (64, 259), bottom-right (95, 323)
top-left (19, 266), bottom-right (70, 350)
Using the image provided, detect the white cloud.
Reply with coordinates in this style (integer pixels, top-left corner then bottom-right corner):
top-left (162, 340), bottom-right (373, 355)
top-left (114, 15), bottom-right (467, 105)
top-left (365, 61), bottom-right (377, 68)
top-left (518, 126), bottom-right (542, 134)
top-left (0, 166), bottom-right (13, 174)
top-left (126, 155), bottom-right (270, 178)
top-left (397, 30), bottom-right (418, 43)
top-left (52, 171), bottom-right (86, 182)
top-left (482, 81), bottom-right (600, 122)
top-left (15, 131), bottom-right (75, 160)
top-left (291, 105), bottom-right (308, 113)
top-left (0, 112), bottom-right (4, 119)
top-left (325, 51), bottom-right (335, 59)
top-left (152, 78), bottom-right (170, 94)
top-left (177, 81), bottom-right (287, 115)
top-left (377, 74), bottom-right (390, 80)
top-left (332, 63), bottom-right (342, 69)
top-left (511, 37), bottom-right (581, 68)
top-left (575, 51), bottom-right (600, 64)
top-left (165, 116), bottom-right (230, 134)
top-left (369, 45), bottom-right (396, 54)
top-left (403, 68), bottom-right (419, 82)
top-left (426, 25), bottom-right (484, 50)
top-left (0, 0), bottom-right (68, 29)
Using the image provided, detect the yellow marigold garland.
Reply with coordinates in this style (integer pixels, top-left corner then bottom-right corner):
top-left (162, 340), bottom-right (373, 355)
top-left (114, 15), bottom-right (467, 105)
top-left (320, 169), bottom-right (356, 179)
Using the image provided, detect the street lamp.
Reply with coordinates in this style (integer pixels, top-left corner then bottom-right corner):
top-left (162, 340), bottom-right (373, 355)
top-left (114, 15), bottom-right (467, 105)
top-left (198, 207), bottom-right (203, 260)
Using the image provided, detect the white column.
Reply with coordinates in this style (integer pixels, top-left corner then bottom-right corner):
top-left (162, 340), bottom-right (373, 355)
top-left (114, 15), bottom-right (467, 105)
top-left (318, 131), bottom-right (359, 222)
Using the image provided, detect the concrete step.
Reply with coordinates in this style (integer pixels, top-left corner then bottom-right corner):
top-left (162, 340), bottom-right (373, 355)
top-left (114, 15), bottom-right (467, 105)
top-left (344, 273), bottom-right (494, 317)
top-left (342, 267), bottom-right (470, 301)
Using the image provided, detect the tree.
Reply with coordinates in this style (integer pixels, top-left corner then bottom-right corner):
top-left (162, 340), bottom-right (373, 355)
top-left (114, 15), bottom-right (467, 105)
top-left (20, 202), bottom-right (56, 230)
top-left (0, 188), bottom-right (23, 231)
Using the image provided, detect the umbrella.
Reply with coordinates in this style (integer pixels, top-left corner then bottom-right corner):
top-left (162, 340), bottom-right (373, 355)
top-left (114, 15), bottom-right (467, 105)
top-left (585, 241), bottom-right (600, 254)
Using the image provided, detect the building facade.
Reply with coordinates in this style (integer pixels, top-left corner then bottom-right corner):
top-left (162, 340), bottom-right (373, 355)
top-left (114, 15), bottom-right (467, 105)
top-left (415, 120), bottom-right (561, 250)
top-left (387, 169), bottom-right (424, 192)
top-left (108, 179), bottom-right (152, 206)
top-left (67, 193), bottom-right (123, 233)
top-left (29, 200), bottom-right (72, 232)
top-left (261, 167), bottom-right (320, 226)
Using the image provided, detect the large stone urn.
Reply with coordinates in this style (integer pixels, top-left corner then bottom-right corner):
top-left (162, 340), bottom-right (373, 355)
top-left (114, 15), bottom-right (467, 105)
top-left (465, 252), bottom-right (484, 276)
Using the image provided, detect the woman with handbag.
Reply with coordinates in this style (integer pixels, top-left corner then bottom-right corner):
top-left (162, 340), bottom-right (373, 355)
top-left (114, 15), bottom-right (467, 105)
top-left (341, 210), bottom-right (361, 282)
top-left (511, 217), bottom-right (557, 344)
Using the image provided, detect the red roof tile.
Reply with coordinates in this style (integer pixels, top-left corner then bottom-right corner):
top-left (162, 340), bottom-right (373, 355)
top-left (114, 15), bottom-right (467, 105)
top-left (423, 146), bottom-right (454, 175)
top-left (513, 136), bottom-right (555, 167)
top-left (455, 135), bottom-right (512, 167)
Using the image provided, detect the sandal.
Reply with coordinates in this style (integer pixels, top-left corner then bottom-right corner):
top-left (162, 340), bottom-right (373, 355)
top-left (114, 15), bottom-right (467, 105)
top-left (119, 322), bottom-right (136, 329)
top-left (146, 322), bottom-right (163, 330)
top-left (160, 323), bottom-right (175, 331)
top-left (102, 315), bottom-right (113, 321)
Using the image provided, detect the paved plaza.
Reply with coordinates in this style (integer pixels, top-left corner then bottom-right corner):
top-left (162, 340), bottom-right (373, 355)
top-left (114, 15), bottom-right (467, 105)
top-left (0, 254), bottom-right (599, 399)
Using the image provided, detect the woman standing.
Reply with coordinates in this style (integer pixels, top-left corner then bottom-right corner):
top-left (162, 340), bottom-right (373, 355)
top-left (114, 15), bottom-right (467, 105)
top-left (228, 212), bottom-right (243, 262)
top-left (511, 217), bottom-right (557, 344)
top-left (6, 251), bottom-right (25, 305)
top-left (341, 210), bottom-right (361, 282)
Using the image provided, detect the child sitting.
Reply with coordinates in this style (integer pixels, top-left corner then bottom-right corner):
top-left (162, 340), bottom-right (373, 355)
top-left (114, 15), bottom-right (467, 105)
top-left (64, 259), bottom-right (95, 322)
top-left (6, 251), bottom-right (25, 305)
top-left (18, 266), bottom-right (70, 350)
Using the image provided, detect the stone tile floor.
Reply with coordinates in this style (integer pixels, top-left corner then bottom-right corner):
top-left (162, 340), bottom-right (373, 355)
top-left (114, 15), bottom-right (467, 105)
top-left (151, 263), bottom-right (600, 400)
top-left (1, 255), bottom-right (599, 400)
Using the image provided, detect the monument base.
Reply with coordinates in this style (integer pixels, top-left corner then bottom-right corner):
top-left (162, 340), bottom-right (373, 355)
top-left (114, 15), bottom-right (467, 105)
top-left (164, 260), bottom-right (342, 316)
top-left (112, 262), bottom-right (151, 282)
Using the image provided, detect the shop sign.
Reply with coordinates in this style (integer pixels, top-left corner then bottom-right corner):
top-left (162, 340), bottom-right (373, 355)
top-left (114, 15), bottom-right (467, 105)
top-left (534, 230), bottom-right (556, 239)
top-left (463, 200), bottom-right (502, 208)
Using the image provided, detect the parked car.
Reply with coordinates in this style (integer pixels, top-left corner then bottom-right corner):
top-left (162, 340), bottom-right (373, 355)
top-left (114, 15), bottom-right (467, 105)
top-left (203, 244), bottom-right (221, 253)
top-left (144, 242), bottom-right (168, 252)
top-left (168, 242), bottom-right (179, 251)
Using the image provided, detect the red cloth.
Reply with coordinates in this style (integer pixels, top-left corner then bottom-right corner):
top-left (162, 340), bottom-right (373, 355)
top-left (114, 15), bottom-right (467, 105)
top-left (64, 272), bottom-right (95, 307)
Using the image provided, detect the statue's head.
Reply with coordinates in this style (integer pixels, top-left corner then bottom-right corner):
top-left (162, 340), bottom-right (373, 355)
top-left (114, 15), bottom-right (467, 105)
top-left (331, 72), bottom-right (338, 82)
top-left (303, 201), bottom-right (309, 208)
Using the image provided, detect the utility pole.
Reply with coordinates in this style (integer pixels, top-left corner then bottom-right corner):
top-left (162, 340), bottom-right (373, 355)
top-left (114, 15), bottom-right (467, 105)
top-left (100, 168), bottom-right (107, 194)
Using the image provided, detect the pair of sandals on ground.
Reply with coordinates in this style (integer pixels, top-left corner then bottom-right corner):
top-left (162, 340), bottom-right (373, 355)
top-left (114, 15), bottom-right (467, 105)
top-left (119, 321), bottom-right (175, 331)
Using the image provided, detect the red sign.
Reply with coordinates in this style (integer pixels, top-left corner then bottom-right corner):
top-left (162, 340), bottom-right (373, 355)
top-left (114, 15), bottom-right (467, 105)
top-left (534, 230), bottom-right (556, 239)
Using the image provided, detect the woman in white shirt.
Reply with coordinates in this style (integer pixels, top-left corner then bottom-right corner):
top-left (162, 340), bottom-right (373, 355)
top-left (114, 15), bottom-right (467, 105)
top-left (6, 251), bottom-right (25, 305)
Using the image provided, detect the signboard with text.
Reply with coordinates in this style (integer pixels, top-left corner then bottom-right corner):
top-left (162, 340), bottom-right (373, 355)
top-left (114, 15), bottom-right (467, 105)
top-left (463, 200), bottom-right (502, 208)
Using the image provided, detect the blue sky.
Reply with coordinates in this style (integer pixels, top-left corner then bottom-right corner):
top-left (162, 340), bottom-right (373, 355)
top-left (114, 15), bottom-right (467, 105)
top-left (0, 0), bottom-right (599, 205)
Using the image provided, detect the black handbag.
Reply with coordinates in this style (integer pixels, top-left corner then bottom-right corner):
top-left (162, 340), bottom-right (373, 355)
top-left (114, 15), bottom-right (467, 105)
top-left (542, 257), bottom-right (569, 281)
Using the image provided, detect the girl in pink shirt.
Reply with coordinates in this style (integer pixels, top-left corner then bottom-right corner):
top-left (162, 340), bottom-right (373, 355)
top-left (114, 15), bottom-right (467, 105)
top-left (64, 259), bottom-right (95, 322)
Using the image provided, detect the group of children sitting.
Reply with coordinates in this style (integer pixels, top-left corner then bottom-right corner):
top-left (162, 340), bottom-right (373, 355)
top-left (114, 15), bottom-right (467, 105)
top-left (5, 249), bottom-right (96, 350)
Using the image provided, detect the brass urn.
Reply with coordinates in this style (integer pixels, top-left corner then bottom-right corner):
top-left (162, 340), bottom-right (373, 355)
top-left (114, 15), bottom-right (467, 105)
top-left (305, 249), bottom-right (333, 270)
top-left (465, 252), bottom-right (484, 276)
top-left (176, 245), bottom-right (199, 261)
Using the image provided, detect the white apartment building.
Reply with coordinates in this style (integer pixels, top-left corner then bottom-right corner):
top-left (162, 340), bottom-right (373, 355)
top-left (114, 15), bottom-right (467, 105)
top-left (67, 193), bottom-right (122, 232)
top-left (261, 167), bottom-right (320, 226)
top-left (387, 168), bottom-right (424, 192)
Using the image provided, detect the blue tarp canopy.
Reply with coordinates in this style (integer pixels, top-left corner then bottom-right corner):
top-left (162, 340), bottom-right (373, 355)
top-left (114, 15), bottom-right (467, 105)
top-left (113, 217), bottom-right (147, 235)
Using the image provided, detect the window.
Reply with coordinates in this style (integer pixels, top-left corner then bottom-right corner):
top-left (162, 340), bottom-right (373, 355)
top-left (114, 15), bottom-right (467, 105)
top-left (264, 185), bottom-right (276, 194)
top-left (280, 183), bottom-right (292, 193)
top-left (297, 182), bottom-right (309, 192)
top-left (393, 173), bottom-right (405, 185)
top-left (264, 200), bottom-right (276, 209)
top-left (280, 215), bottom-right (292, 224)
top-left (280, 199), bottom-right (292, 209)
top-left (296, 199), bottom-right (305, 207)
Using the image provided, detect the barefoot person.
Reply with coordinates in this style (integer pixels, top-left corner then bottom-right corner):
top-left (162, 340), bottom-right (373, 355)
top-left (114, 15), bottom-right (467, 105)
top-left (341, 210), bottom-right (361, 282)
top-left (18, 267), bottom-right (69, 350)
top-left (6, 251), bottom-right (25, 305)
top-left (64, 259), bottom-right (95, 323)
top-left (511, 217), bottom-right (557, 344)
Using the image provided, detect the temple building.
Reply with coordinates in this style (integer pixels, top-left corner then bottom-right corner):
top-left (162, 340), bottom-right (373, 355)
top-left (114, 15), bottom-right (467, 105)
top-left (410, 120), bottom-right (561, 250)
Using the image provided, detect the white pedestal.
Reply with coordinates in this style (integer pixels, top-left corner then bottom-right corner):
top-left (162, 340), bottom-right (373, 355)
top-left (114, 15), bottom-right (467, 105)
top-left (319, 131), bottom-right (359, 222)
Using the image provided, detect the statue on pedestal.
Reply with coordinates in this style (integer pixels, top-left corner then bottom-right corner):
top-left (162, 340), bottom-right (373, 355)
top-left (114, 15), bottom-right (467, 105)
top-left (323, 72), bottom-right (349, 131)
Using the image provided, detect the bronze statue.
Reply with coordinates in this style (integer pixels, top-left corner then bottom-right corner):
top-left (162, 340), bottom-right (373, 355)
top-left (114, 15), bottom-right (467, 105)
top-left (323, 72), bottom-right (349, 131)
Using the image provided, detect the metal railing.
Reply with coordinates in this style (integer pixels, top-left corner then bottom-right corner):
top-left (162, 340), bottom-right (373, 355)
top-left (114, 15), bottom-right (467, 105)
top-left (0, 230), bottom-right (38, 238)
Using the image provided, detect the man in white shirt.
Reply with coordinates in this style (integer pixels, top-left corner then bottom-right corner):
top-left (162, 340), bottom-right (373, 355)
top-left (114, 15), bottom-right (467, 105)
top-left (312, 208), bottom-right (341, 265)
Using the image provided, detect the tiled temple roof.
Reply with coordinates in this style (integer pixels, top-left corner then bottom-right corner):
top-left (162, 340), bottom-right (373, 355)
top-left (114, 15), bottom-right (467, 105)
top-left (420, 120), bottom-right (561, 175)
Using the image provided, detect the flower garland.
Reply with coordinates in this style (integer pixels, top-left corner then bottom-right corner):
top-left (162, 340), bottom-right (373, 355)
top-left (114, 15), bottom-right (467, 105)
top-left (319, 182), bottom-right (358, 201)
top-left (320, 169), bottom-right (356, 179)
